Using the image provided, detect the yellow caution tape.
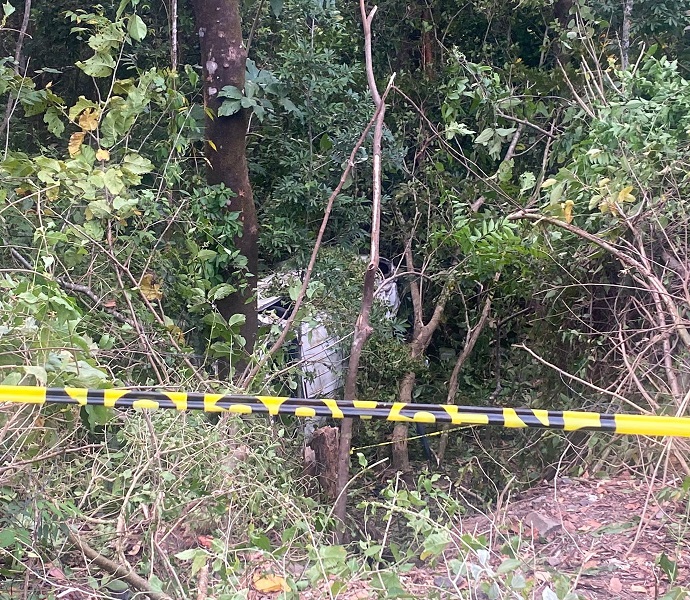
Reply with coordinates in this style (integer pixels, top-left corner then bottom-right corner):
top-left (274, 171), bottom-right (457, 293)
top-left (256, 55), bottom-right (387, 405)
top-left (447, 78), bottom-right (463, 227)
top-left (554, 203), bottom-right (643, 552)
top-left (0, 386), bottom-right (688, 437)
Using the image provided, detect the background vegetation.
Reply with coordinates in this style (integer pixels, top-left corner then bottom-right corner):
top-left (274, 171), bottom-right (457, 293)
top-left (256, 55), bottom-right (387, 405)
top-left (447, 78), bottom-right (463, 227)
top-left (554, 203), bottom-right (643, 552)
top-left (1, 0), bottom-right (690, 597)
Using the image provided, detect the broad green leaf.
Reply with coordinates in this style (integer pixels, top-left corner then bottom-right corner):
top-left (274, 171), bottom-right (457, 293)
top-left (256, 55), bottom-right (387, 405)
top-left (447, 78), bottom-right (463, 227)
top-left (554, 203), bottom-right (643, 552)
top-left (227, 314), bottom-right (246, 328)
top-left (0, 529), bottom-right (15, 549)
top-left (121, 153), bottom-right (153, 176)
top-left (84, 200), bottom-right (112, 220)
top-left (44, 107), bottom-right (65, 137)
top-left (218, 99), bottom-right (242, 117)
top-left (474, 128), bottom-right (494, 145)
top-left (174, 548), bottom-right (199, 560)
top-left (77, 54), bottom-right (116, 78)
top-left (103, 168), bottom-right (126, 195)
top-left (218, 85), bottom-right (243, 100)
top-left (2, 2), bottom-right (16, 19)
top-left (196, 249), bottom-right (217, 262)
top-left (127, 14), bottom-right (147, 41)
top-left (270, 0), bottom-right (283, 17)
top-left (496, 558), bottom-right (521, 574)
top-left (23, 365), bottom-right (48, 385)
top-left (519, 171), bottom-right (536, 193)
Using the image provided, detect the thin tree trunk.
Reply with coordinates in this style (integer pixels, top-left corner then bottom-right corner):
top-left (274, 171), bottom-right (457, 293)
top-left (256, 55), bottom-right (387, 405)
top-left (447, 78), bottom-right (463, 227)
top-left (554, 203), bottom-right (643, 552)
top-left (0, 0), bottom-right (31, 146)
top-left (391, 373), bottom-right (415, 475)
top-left (170, 0), bottom-right (178, 72)
top-left (621, 0), bottom-right (633, 70)
top-left (389, 243), bottom-right (450, 474)
top-left (333, 0), bottom-right (387, 541)
top-left (437, 289), bottom-right (495, 465)
top-left (191, 0), bottom-right (258, 362)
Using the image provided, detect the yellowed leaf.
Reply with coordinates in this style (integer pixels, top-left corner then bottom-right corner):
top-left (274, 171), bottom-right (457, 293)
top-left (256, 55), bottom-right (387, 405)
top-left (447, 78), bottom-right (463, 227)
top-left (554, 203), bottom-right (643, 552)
top-left (618, 185), bottom-right (635, 203)
top-left (208, 139), bottom-right (217, 152)
top-left (78, 108), bottom-right (100, 131)
top-left (563, 199), bottom-right (574, 224)
top-left (46, 184), bottom-right (60, 201)
top-left (140, 273), bottom-right (163, 301)
top-left (252, 573), bottom-right (290, 593)
top-left (630, 585), bottom-right (647, 593)
top-left (618, 185), bottom-right (632, 202)
top-left (166, 323), bottom-right (186, 345)
top-left (96, 148), bottom-right (110, 161)
top-left (68, 131), bottom-right (85, 157)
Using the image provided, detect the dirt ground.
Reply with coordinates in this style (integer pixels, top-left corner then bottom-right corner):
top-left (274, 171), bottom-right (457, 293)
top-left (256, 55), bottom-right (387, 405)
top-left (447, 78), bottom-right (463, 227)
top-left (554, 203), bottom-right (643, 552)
top-left (292, 475), bottom-right (690, 599)
top-left (44, 475), bottom-right (690, 599)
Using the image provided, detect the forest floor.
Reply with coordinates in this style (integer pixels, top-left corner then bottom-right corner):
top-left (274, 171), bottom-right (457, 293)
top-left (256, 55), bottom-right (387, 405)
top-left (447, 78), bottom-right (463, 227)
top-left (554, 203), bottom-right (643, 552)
top-left (40, 474), bottom-right (690, 599)
top-left (292, 474), bottom-right (690, 599)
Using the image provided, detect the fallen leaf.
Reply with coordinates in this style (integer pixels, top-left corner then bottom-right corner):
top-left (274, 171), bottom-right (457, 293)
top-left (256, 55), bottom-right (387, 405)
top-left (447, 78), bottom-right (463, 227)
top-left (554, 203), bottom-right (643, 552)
top-left (47, 565), bottom-right (67, 581)
top-left (197, 535), bottom-right (213, 549)
top-left (252, 572), bottom-right (290, 593)
top-left (68, 131), bottom-right (86, 157)
top-left (630, 585), bottom-right (647, 593)
top-left (127, 541), bottom-right (141, 555)
top-left (609, 577), bottom-right (623, 593)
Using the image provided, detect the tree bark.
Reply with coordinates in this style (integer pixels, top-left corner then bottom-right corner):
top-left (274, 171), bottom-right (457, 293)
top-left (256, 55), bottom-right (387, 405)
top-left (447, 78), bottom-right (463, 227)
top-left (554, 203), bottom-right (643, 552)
top-left (389, 243), bottom-right (451, 473)
top-left (192, 0), bottom-right (258, 360)
top-left (333, 0), bottom-right (388, 541)
top-left (621, 0), bottom-right (633, 70)
top-left (309, 426), bottom-right (340, 502)
top-left (0, 0), bottom-right (32, 146)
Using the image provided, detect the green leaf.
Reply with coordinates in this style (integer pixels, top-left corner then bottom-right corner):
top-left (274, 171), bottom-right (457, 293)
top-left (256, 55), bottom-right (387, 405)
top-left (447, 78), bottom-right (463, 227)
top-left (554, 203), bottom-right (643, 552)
top-left (209, 284), bottom-right (236, 301)
top-left (658, 553), bottom-right (678, 583)
top-left (319, 134), bottom-right (333, 152)
top-left (121, 153), bottom-right (153, 176)
top-left (174, 548), bottom-right (199, 561)
top-left (44, 107), bottom-right (65, 137)
top-left (218, 85), bottom-right (243, 100)
top-left (250, 532), bottom-right (272, 551)
top-left (2, 2), bottom-right (16, 19)
top-left (191, 551), bottom-right (207, 576)
top-left (474, 128), bottom-right (494, 145)
top-left (496, 558), bottom-right (521, 574)
top-left (252, 103), bottom-right (266, 121)
top-left (77, 54), bottom-right (116, 78)
top-left (23, 365), bottom-right (47, 386)
top-left (196, 249), bottom-right (217, 262)
top-left (69, 97), bottom-right (99, 121)
top-left (0, 529), bottom-right (15, 549)
top-left (519, 172), bottom-right (536, 194)
top-left (218, 99), bottom-right (242, 117)
top-left (270, 0), bottom-right (283, 17)
top-left (227, 314), bottom-right (245, 328)
top-left (103, 168), bottom-right (126, 195)
top-left (240, 96), bottom-right (256, 109)
top-left (127, 14), bottom-right (147, 41)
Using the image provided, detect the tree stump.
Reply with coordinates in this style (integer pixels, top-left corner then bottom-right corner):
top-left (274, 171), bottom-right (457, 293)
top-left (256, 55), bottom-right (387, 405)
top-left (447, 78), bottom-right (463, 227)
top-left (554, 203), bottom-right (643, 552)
top-left (308, 426), bottom-right (340, 502)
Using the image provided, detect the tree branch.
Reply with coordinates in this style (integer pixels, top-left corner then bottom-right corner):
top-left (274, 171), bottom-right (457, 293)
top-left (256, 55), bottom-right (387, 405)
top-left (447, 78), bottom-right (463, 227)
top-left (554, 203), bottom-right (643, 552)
top-left (65, 527), bottom-right (172, 600)
top-left (239, 76), bottom-right (395, 389)
top-left (334, 0), bottom-right (390, 537)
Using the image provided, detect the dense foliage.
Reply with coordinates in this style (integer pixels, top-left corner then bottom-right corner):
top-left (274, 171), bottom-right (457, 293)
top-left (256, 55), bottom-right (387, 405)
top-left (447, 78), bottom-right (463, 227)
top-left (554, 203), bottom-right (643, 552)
top-left (1, 0), bottom-right (690, 597)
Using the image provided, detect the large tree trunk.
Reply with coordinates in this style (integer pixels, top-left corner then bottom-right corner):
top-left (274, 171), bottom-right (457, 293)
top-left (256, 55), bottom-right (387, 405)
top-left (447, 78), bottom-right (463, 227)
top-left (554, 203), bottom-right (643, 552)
top-left (192, 0), bottom-right (258, 361)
